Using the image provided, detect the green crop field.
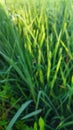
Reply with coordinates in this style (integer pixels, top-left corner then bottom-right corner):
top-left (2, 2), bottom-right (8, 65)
top-left (0, 0), bottom-right (73, 130)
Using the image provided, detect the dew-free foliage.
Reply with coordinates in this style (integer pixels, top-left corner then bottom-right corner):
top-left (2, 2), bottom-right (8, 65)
top-left (0, 0), bottom-right (73, 130)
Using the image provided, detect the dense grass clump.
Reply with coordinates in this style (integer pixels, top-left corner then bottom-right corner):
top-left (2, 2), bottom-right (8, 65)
top-left (0, 0), bottom-right (73, 130)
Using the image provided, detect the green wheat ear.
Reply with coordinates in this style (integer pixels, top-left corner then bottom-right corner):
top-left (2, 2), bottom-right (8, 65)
top-left (34, 122), bottom-right (38, 130)
top-left (71, 75), bottom-right (73, 87)
top-left (39, 117), bottom-right (45, 130)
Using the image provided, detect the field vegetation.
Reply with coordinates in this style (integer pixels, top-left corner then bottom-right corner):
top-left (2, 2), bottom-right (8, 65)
top-left (0, 0), bottom-right (73, 130)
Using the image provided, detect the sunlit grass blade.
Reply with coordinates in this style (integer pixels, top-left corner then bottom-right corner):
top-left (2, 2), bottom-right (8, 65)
top-left (51, 55), bottom-right (62, 89)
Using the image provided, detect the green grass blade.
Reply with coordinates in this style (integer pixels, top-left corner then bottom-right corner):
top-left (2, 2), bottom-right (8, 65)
top-left (6, 100), bottom-right (32, 130)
